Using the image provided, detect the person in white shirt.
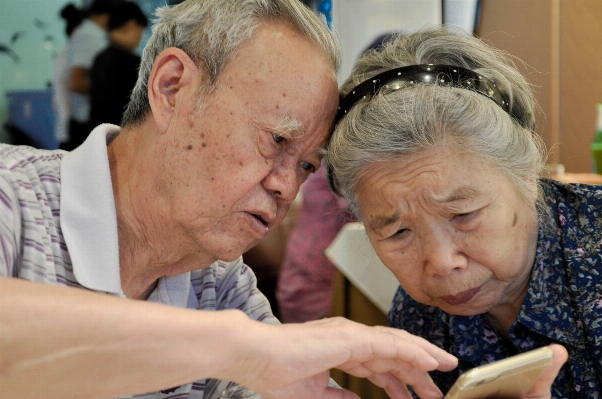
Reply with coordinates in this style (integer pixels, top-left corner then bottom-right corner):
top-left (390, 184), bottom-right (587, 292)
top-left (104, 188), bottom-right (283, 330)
top-left (60, 0), bottom-right (117, 150)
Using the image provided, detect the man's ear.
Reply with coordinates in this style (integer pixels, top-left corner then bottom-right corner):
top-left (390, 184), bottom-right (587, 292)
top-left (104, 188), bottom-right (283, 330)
top-left (147, 47), bottom-right (200, 133)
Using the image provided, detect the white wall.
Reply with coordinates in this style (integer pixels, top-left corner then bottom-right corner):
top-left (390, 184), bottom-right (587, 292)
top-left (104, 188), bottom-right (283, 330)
top-left (443, 0), bottom-right (479, 33)
top-left (333, 0), bottom-right (442, 84)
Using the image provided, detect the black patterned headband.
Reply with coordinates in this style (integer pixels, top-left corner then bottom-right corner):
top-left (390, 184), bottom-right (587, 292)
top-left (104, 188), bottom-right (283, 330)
top-left (327, 64), bottom-right (518, 197)
top-left (335, 64), bottom-right (513, 124)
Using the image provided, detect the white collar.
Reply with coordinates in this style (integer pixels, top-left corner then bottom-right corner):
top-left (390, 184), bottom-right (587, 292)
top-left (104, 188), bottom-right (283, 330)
top-left (60, 124), bottom-right (123, 295)
top-left (59, 125), bottom-right (197, 308)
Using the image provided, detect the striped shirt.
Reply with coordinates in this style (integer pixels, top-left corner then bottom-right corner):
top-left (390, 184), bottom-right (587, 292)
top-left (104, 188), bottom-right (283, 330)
top-left (0, 124), bottom-right (277, 399)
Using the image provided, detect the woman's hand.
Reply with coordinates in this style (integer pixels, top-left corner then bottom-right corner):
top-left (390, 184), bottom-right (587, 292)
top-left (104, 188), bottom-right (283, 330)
top-left (224, 317), bottom-right (458, 399)
top-left (525, 344), bottom-right (568, 399)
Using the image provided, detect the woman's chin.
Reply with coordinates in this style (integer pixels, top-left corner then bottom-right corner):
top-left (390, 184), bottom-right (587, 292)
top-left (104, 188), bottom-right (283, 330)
top-left (436, 300), bottom-right (493, 317)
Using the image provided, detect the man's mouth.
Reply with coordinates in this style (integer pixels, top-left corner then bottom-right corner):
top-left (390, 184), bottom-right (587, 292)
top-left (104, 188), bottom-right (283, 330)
top-left (251, 213), bottom-right (269, 227)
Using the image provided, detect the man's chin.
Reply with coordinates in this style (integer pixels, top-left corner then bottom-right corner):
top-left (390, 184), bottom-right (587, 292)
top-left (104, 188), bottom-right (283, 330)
top-left (217, 239), bottom-right (261, 262)
top-left (219, 252), bottom-right (246, 262)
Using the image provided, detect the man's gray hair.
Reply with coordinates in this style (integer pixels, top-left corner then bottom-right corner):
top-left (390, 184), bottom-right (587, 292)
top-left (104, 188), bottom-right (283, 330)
top-left (122, 0), bottom-right (340, 126)
top-left (326, 26), bottom-right (547, 219)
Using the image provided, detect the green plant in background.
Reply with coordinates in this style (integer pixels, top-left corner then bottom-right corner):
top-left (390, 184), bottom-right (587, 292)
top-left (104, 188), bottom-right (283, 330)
top-left (594, 103), bottom-right (602, 143)
top-left (591, 102), bottom-right (602, 174)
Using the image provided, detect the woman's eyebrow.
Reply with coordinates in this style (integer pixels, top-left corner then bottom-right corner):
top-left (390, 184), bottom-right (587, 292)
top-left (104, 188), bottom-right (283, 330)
top-left (433, 186), bottom-right (481, 204)
top-left (368, 211), bottom-right (402, 233)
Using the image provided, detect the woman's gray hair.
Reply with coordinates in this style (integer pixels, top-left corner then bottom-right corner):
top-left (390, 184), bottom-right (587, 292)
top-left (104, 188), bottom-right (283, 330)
top-left (326, 26), bottom-right (548, 220)
top-left (122, 0), bottom-right (340, 126)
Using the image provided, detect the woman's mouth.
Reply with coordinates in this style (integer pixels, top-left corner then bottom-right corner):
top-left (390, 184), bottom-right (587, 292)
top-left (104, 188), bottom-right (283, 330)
top-left (440, 286), bottom-right (481, 306)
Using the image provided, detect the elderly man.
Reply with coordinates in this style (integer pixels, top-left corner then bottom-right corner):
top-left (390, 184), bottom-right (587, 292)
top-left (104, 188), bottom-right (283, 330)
top-left (0, 1), bottom-right (457, 399)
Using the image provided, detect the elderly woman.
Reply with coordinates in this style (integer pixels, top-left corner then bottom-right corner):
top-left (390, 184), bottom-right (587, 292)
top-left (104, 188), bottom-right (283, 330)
top-left (326, 26), bottom-right (600, 397)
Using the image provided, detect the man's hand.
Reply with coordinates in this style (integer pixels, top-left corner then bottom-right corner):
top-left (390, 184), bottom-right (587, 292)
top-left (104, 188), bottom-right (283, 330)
top-left (225, 317), bottom-right (458, 399)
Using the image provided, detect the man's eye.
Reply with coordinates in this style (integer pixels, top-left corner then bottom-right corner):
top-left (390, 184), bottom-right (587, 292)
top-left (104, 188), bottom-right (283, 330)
top-left (301, 162), bottom-right (316, 173)
top-left (272, 134), bottom-right (285, 144)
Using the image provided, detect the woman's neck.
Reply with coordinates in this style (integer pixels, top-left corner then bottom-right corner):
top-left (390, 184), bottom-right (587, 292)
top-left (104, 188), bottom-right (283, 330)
top-left (487, 213), bottom-right (539, 340)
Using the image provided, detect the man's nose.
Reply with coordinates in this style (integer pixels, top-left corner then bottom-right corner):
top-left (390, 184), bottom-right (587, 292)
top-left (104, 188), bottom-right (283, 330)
top-left (421, 227), bottom-right (467, 277)
top-left (262, 158), bottom-right (300, 203)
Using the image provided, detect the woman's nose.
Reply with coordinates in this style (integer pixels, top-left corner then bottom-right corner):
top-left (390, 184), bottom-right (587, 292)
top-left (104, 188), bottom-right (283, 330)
top-left (421, 227), bottom-right (467, 277)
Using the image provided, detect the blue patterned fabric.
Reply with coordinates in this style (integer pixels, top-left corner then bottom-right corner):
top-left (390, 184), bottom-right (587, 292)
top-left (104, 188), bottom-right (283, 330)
top-left (388, 179), bottom-right (602, 398)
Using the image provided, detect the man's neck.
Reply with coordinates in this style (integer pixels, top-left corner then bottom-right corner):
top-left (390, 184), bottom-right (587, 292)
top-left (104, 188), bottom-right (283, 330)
top-left (107, 123), bottom-right (217, 299)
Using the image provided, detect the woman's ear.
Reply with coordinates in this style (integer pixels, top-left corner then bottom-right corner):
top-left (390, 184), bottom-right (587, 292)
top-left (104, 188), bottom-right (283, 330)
top-left (147, 47), bottom-right (200, 133)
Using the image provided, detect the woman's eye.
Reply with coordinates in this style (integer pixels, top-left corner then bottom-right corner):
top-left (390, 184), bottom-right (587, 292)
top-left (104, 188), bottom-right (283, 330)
top-left (454, 210), bottom-right (478, 222)
top-left (391, 228), bottom-right (409, 238)
top-left (272, 134), bottom-right (286, 144)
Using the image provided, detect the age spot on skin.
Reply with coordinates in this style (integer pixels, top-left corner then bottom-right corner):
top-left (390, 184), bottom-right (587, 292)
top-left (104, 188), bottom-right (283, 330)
top-left (202, 143), bottom-right (207, 148)
top-left (512, 212), bottom-right (518, 227)
top-left (186, 145), bottom-right (193, 150)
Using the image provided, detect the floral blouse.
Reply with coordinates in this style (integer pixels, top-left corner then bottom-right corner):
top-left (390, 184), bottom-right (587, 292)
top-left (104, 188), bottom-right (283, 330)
top-left (388, 179), bottom-right (602, 398)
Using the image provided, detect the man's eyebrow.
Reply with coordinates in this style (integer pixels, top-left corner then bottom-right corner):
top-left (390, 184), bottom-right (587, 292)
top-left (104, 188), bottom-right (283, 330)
top-left (274, 114), bottom-right (305, 137)
top-left (434, 186), bottom-right (481, 203)
top-left (368, 211), bottom-right (401, 233)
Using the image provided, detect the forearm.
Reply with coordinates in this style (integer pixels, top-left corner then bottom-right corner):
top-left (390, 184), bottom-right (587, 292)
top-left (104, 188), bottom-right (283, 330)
top-left (0, 277), bottom-right (248, 399)
top-left (1, 277), bottom-right (459, 399)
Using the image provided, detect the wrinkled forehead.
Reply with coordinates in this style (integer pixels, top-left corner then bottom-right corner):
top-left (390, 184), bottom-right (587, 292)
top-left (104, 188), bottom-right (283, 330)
top-left (238, 24), bottom-right (338, 128)
top-left (355, 146), bottom-right (491, 206)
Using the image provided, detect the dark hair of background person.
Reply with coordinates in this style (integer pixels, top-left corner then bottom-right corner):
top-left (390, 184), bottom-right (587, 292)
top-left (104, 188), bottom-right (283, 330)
top-left (60, 3), bottom-right (85, 37)
top-left (87, 0), bottom-right (123, 17)
top-left (108, 1), bottom-right (149, 31)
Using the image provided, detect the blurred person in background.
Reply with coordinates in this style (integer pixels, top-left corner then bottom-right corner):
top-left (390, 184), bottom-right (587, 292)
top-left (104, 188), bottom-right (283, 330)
top-left (275, 165), bottom-right (352, 322)
top-left (89, 1), bottom-right (148, 128)
top-left (60, 0), bottom-right (121, 151)
top-left (52, 3), bottom-right (85, 147)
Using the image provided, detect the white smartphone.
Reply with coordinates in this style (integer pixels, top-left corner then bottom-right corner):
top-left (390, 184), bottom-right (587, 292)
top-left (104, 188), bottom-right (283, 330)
top-left (443, 347), bottom-right (554, 399)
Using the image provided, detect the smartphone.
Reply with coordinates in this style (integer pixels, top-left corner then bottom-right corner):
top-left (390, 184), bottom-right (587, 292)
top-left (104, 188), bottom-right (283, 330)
top-left (443, 347), bottom-right (554, 399)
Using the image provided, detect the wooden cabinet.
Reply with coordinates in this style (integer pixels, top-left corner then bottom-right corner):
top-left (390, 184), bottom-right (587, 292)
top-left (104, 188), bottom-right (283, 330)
top-left (477, 0), bottom-right (602, 173)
